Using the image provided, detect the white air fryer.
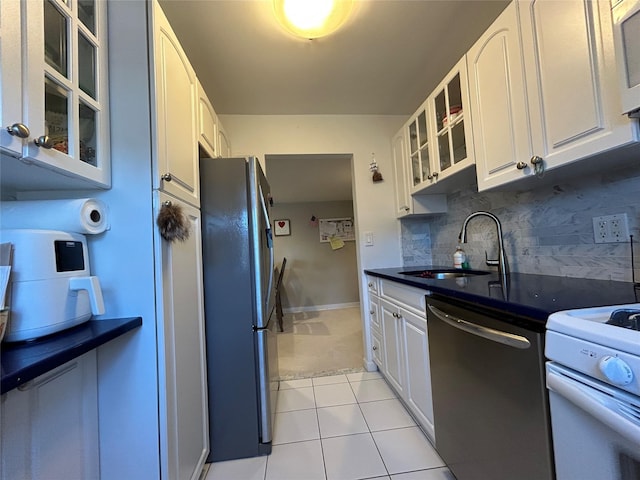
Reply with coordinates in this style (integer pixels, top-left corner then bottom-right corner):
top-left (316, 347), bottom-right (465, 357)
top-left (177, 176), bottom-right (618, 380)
top-left (1, 229), bottom-right (105, 342)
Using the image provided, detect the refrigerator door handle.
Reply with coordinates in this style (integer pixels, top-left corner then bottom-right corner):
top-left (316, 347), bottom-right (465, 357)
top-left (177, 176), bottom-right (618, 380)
top-left (259, 185), bottom-right (275, 309)
top-left (255, 328), bottom-right (273, 444)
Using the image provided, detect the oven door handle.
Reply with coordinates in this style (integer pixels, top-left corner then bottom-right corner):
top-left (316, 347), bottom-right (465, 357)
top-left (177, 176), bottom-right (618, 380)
top-left (427, 304), bottom-right (531, 349)
top-left (547, 365), bottom-right (640, 445)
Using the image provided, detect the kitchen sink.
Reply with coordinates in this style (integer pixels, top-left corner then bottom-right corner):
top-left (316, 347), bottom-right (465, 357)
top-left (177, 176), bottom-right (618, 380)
top-left (398, 268), bottom-right (492, 279)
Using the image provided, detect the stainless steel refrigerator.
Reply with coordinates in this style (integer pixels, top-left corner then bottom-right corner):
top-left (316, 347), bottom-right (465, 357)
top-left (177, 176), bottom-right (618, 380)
top-left (200, 156), bottom-right (279, 462)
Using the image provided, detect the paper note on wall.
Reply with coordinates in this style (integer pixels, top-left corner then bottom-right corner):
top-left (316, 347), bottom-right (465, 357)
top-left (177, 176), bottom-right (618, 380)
top-left (329, 236), bottom-right (345, 250)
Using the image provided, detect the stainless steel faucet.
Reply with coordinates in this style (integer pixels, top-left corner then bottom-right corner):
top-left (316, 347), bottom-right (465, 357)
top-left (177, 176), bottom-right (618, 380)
top-left (458, 211), bottom-right (509, 277)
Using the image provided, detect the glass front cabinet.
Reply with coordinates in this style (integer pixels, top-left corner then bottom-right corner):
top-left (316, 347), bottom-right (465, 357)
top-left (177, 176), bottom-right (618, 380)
top-left (1, 0), bottom-right (110, 188)
top-left (407, 56), bottom-right (474, 194)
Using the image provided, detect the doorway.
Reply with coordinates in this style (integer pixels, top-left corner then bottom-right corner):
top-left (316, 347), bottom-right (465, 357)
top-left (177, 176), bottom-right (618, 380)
top-left (265, 154), bottom-right (363, 379)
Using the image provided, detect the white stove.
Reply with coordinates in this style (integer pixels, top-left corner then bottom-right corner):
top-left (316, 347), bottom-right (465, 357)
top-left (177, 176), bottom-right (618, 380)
top-left (545, 303), bottom-right (640, 480)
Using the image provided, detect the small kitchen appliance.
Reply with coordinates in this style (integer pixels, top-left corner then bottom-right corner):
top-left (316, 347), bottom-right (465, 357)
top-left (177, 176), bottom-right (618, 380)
top-left (546, 303), bottom-right (640, 479)
top-left (0, 229), bottom-right (105, 342)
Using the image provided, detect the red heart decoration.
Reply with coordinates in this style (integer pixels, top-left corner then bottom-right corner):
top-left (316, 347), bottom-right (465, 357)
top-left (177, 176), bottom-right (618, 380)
top-left (278, 221), bottom-right (286, 228)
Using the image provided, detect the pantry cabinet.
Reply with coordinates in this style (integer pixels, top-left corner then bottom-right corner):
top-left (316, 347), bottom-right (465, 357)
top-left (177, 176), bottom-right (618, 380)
top-left (152, 2), bottom-right (200, 207)
top-left (1, 0), bottom-right (110, 188)
top-left (197, 78), bottom-right (218, 158)
top-left (0, 352), bottom-right (99, 480)
top-left (470, 0), bottom-right (638, 191)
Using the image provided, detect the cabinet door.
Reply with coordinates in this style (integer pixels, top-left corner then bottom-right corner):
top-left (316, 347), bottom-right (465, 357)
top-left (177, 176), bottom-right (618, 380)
top-left (402, 310), bottom-right (435, 442)
top-left (380, 298), bottom-right (404, 395)
top-left (156, 192), bottom-right (209, 480)
top-left (429, 56), bottom-right (475, 183)
top-left (407, 105), bottom-right (433, 191)
top-left (21, 0), bottom-right (110, 187)
top-left (218, 124), bottom-right (231, 157)
top-left (153, 4), bottom-right (199, 206)
top-left (392, 128), bottom-right (412, 217)
top-left (0, 0), bottom-right (24, 157)
top-left (0, 352), bottom-right (99, 480)
top-left (468, 1), bottom-right (534, 191)
top-left (197, 78), bottom-right (218, 158)
top-left (520, 0), bottom-right (637, 172)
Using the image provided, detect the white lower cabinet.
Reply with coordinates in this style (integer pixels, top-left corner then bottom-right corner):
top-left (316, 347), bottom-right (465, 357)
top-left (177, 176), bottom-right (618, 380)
top-left (0, 352), bottom-right (99, 480)
top-left (373, 278), bottom-right (435, 442)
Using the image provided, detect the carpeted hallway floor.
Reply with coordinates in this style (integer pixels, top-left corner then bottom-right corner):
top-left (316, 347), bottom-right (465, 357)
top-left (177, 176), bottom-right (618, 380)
top-left (276, 307), bottom-right (365, 380)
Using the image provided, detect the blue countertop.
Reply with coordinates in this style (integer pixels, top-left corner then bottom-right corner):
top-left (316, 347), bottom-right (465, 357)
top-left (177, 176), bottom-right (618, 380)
top-left (1, 317), bottom-right (142, 394)
top-left (365, 267), bottom-right (640, 324)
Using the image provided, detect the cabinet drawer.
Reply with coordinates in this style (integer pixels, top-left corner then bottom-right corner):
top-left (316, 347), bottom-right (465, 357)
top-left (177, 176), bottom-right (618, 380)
top-left (380, 280), bottom-right (427, 316)
top-left (366, 275), bottom-right (379, 296)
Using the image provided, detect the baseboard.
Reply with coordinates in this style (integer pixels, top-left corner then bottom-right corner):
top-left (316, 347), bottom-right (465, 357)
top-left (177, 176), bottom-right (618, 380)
top-left (283, 302), bottom-right (360, 314)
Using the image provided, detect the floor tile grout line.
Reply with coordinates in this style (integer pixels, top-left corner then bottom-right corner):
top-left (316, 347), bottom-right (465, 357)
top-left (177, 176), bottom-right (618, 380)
top-left (310, 384), bottom-right (330, 480)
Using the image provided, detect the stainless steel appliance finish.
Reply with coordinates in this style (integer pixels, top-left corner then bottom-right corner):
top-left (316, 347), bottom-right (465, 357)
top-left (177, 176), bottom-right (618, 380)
top-left (458, 211), bottom-right (509, 277)
top-left (546, 304), bottom-right (640, 479)
top-left (200, 156), bottom-right (279, 462)
top-left (426, 294), bottom-right (554, 480)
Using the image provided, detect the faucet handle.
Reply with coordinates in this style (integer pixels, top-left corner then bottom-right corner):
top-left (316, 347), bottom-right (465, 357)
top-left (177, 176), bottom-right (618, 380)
top-left (485, 251), bottom-right (499, 266)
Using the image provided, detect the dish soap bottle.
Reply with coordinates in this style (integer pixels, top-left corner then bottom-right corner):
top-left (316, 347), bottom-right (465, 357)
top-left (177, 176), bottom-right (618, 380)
top-left (453, 245), bottom-right (466, 269)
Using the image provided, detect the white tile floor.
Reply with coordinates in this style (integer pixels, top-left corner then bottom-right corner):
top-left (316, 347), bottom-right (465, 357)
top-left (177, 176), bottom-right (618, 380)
top-left (205, 372), bottom-right (455, 480)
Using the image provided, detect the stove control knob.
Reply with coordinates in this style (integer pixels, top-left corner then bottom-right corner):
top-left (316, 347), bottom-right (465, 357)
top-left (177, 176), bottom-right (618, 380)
top-left (599, 356), bottom-right (633, 386)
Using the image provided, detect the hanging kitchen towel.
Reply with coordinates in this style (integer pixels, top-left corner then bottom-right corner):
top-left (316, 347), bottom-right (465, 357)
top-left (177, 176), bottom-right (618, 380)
top-left (0, 198), bottom-right (110, 234)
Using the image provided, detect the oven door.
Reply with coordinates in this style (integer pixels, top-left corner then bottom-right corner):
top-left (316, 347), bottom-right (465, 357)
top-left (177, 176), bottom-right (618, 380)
top-left (612, 0), bottom-right (640, 117)
top-left (546, 362), bottom-right (640, 480)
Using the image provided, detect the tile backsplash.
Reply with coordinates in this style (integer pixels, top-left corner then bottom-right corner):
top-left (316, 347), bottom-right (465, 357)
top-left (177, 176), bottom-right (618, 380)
top-left (401, 163), bottom-right (640, 282)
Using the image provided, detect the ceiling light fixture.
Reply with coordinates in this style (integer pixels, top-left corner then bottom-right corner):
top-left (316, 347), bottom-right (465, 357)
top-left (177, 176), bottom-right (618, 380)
top-left (273, 0), bottom-right (353, 40)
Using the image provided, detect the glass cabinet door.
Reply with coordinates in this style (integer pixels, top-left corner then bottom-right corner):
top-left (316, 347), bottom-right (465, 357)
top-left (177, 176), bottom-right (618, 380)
top-left (434, 72), bottom-right (467, 175)
top-left (22, 0), bottom-right (109, 187)
top-left (408, 106), bottom-right (431, 188)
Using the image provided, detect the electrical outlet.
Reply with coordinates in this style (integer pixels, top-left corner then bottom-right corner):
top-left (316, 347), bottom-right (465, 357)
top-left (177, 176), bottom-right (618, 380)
top-left (593, 214), bottom-right (630, 243)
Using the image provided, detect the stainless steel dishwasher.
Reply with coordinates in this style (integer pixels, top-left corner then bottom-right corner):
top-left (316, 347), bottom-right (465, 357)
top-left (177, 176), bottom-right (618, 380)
top-left (426, 293), bottom-right (555, 480)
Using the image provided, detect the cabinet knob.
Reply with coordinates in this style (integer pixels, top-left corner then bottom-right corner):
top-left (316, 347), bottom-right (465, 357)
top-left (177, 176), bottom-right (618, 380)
top-left (6, 123), bottom-right (30, 138)
top-left (516, 161), bottom-right (528, 170)
top-left (427, 174), bottom-right (433, 180)
top-left (432, 171), bottom-right (439, 178)
top-left (162, 173), bottom-right (173, 182)
top-left (530, 155), bottom-right (543, 166)
top-left (34, 135), bottom-right (52, 149)
top-left (373, 346), bottom-right (378, 351)
top-left (370, 310), bottom-right (375, 315)
top-left (368, 282), bottom-right (373, 288)
top-left (403, 206), bottom-right (410, 212)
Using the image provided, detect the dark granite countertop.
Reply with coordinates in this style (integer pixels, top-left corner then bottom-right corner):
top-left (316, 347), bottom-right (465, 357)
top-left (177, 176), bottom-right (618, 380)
top-left (1, 317), bottom-right (142, 394)
top-left (365, 266), bottom-right (640, 324)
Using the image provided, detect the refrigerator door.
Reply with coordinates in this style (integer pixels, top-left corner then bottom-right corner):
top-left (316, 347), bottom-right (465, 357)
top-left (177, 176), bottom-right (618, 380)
top-left (248, 157), bottom-right (275, 329)
top-left (255, 313), bottom-right (279, 444)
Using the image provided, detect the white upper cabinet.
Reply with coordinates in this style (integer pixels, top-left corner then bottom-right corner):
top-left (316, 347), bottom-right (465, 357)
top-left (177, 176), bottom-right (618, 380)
top-left (520, 0), bottom-right (637, 170)
top-left (392, 127), bottom-right (412, 217)
top-left (1, 0), bottom-right (110, 189)
top-left (197, 78), bottom-right (218, 158)
top-left (217, 121), bottom-right (231, 158)
top-left (426, 57), bottom-right (475, 190)
top-left (152, 3), bottom-right (199, 206)
top-left (468, 1), bottom-right (534, 190)
top-left (406, 56), bottom-right (475, 195)
top-left (471, 0), bottom-right (638, 191)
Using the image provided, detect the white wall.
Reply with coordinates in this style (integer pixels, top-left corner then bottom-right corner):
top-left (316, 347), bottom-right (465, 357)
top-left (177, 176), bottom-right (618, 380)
top-left (221, 114), bottom-right (405, 369)
top-left (272, 201), bottom-right (359, 310)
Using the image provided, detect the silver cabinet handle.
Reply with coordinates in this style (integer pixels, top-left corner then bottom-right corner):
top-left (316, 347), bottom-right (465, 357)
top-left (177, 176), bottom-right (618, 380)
top-left (530, 155), bottom-right (543, 165)
top-left (6, 123), bottom-right (29, 138)
top-left (34, 135), bottom-right (52, 149)
top-left (432, 171), bottom-right (439, 178)
top-left (373, 346), bottom-right (378, 351)
top-left (368, 282), bottom-right (373, 288)
top-left (516, 161), bottom-right (527, 170)
top-left (161, 173), bottom-right (173, 182)
top-left (427, 304), bottom-right (531, 349)
top-left (370, 310), bottom-right (375, 315)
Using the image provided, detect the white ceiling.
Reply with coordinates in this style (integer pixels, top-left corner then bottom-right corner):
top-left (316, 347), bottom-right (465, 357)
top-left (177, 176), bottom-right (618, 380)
top-left (158, 0), bottom-right (509, 202)
top-left (158, 0), bottom-right (510, 115)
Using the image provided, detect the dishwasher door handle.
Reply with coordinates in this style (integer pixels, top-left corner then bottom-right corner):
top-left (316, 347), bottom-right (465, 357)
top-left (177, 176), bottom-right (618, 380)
top-left (428, 304), bottom-right (531, 349)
